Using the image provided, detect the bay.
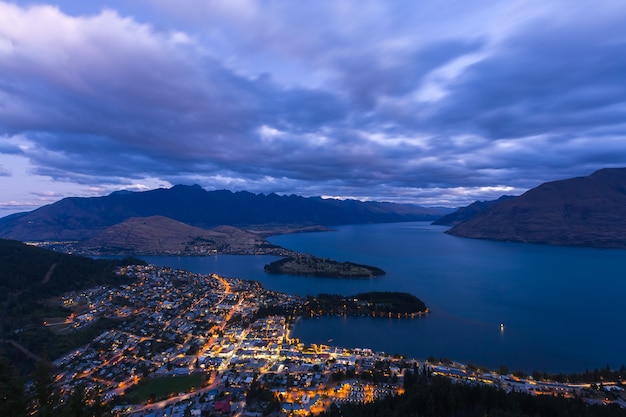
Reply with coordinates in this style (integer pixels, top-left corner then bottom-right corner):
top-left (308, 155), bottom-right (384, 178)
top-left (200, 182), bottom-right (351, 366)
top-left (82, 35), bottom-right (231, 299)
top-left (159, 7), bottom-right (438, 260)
top-left (141, 221), bottom-right (626, 373)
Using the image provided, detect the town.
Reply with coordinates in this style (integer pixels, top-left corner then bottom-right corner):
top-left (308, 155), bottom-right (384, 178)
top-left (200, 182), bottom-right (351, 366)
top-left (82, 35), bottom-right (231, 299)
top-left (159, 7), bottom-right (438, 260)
top-left (48, 265), bottom-right (625, 416)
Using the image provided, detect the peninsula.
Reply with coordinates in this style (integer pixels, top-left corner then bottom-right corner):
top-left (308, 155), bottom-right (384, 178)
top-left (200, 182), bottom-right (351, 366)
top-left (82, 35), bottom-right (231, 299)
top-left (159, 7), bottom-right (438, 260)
top-left (301, 291), bottom-right (428, 317)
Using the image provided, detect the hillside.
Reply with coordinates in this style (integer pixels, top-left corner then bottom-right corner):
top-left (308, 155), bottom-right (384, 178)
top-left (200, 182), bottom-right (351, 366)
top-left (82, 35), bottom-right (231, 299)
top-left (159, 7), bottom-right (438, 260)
top-left (446, 168), bottom-right (626, 248)
top-left (432, 195), bottom-right (515, 226)
top-left (0, 239), bottom-right (141, 300)
top-left (0, 185), bottom-right (450, 241)
top-left (0, 239), bottom-right (142, 362)
top-left (77, 216), bottom-right (294, 256)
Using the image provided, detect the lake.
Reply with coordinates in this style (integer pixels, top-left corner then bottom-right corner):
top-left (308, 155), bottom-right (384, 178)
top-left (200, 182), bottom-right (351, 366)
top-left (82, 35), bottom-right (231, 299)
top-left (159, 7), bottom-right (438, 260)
top-left (141, 222), bottom-right (626, 373)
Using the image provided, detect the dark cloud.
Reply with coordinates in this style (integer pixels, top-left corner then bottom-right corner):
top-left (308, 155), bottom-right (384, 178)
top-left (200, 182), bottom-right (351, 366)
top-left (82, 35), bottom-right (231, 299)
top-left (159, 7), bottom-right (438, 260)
top-left (330, 38), bottom-right (486, 111)
top-left (1, 1), bottom-right (626, 213)
top-left (427, 13), bottom-right (626, 140)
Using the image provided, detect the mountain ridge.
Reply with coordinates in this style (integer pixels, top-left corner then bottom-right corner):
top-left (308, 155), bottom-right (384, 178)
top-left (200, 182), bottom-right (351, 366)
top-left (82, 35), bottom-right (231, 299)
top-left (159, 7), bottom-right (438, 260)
top-left (0, 186), bottom-right (450, 241)
top-left (432, 195), bottom-right (516, 226)
top-left (446, 168), bottom-right (626, 248)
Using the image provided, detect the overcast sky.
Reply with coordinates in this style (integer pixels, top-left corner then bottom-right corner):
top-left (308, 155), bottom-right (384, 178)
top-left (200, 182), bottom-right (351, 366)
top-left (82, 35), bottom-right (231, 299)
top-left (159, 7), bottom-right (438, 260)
top-left (1, 0), bottom-right (626, 217)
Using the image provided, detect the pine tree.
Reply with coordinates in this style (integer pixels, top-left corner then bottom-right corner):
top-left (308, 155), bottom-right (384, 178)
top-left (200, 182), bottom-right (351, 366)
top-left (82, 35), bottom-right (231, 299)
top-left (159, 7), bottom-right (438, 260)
top-left (33, 361), bottom-right (55, 417)
top-left (0, 355), bottom-right (27, 417)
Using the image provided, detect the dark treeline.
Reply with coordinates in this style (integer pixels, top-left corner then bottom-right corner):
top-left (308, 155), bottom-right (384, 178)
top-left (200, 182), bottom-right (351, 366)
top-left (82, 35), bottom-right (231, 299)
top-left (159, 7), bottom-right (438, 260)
top-left (318, 375), bottom-right (626, 417)
top-left (532, 365), bottom-right (626, 384)
top-left (245, 380), bottom-right (281, 416)
top-left (254, 291), bottom-right (427, 319)
top-left (302, 291), bottom-right (428, 316)
top-left (0, 353), bottom-right (105, 417)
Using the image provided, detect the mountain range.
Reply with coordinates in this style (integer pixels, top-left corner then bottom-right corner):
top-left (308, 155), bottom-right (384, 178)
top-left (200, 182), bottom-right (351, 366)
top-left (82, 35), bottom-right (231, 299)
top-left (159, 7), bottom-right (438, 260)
top-left (445, 168), bottom-right (626, 248)
top-left (0, 185), bottom-right (450, 242)
top-left (5, 168), bottom-right (626, 250)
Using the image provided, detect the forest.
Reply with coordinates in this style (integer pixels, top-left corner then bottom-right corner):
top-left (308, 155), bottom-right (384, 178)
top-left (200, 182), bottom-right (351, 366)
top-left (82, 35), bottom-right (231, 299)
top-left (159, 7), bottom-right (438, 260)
top-left (0, 239), bottom-right (143, 374)
top-left (317, 374), bottom-right (626, 417)
top-left (0, 239), bottom-right (143, 299)
top-left (301, 291), bottom-right (428, 316)
top-left (264, 254), bottom-right (386, 278)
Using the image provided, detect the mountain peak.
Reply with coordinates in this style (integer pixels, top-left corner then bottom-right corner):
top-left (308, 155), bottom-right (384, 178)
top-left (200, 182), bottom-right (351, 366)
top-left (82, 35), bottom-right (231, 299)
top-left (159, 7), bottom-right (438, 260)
top-left (170, 184), bottom-right (206, 191)
top-left (446, 168), bottom-right (626, 248)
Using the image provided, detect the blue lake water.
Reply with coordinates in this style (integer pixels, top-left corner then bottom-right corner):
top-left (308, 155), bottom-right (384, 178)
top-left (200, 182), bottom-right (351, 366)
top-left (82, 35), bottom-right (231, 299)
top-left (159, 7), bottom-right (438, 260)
top-left (141, 222), bottom-right (626, 373)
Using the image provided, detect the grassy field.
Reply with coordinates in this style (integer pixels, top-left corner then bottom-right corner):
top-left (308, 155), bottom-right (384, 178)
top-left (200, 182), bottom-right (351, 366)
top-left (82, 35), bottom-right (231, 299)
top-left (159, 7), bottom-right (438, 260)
top-left (125, 373), bottom-right (206, 404)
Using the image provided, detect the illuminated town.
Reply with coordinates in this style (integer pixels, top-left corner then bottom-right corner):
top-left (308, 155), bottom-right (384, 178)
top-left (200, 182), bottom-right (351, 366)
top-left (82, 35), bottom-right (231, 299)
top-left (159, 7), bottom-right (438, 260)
top-left (48, 265), bottom-right (625, 416)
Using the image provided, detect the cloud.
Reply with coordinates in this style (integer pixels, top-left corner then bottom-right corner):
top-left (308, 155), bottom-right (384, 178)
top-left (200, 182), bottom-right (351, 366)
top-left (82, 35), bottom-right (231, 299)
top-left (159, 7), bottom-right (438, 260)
top-left (0, 141), bottom-right (23, 155)
top-left (0, 200), bottom-right (40, 210)
top-left (1, 0), bottom-right (626, 213)
top-left (0, 3), bottom-right (348, 177)
top-left (425, 9), bottom-right (626, 139)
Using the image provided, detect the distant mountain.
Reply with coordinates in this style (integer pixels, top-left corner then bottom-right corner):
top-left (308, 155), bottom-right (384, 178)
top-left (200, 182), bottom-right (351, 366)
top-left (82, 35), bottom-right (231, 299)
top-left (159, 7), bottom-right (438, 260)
top-left (77, 216), bottom-right (292, 256)
top-left (0, 185), bottom-right (451, 241)
top-left (446, 168), bottom-right (626, 248)
top-left (432, 195), bottom-right (516, 226)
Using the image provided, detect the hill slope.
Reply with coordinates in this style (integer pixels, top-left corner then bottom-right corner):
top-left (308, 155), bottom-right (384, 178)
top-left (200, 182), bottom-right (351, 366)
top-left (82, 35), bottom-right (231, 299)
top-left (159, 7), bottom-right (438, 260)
top-left (446, 168), bottom-right (626, 248)
top-left (77, 216), bottom-right (292, 256)
top-left (432, 195), bottom-right (515, 226)
top-left (0, 185), bottom-right (450, 241)
top-left (0, 239), bottom-right (140, 298)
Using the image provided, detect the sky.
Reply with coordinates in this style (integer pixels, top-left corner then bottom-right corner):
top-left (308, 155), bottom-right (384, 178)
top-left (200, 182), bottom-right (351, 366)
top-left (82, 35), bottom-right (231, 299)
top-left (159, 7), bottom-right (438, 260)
top-left (1, 0), bottom-right (626, 217)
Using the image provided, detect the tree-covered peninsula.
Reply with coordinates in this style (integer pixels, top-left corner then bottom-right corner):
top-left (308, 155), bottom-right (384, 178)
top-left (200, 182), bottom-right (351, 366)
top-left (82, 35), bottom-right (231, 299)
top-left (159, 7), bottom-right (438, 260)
top-left (301, 291), bottom-right (428, 317)
top-left (264, 254), bottom-right (385, 278)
